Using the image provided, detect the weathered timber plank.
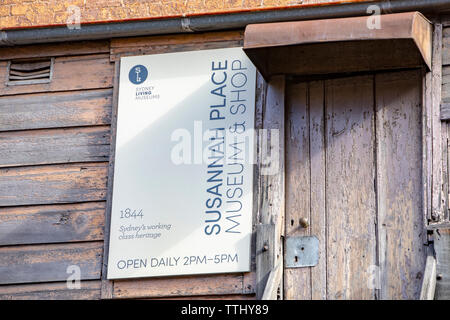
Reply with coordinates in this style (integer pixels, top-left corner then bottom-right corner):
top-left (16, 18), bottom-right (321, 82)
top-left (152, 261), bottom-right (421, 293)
top-left (443, 27), bottom-right (450, 65)
top-left (244, 72), bottom-right (266, 299)
top-left (0, 41), bottom-right (110, 61)
top-left (376, 70), bottom-right (426, 300)
top-left (284, 81), bottom-right (311, 300)
top-left (325, 75), bottom-right (376, 300)
top-left (419, 247), bottom-right (437, 300)
top-left (110, 31), bottom-right (243, 59)
top-left (435, 230), bottom-right (450, 300)
top-left (0, 126), bottom-right (110, 167)
top-left (309, 80), bottom-right (327, 300)
top-left (442, 82), bottom-right (450, 102)
top-left (0, 89), bottom-right (112, 131)
top-left (149, 294), bottom-right (255, 300)
top-left (267, 40), bottom-right (424, 76)
top-left (112, 273), bottom-right (245, 299)
top-left (0, 54), bottom-right (113, 96)
top-left (431, 24), bottom-right (444, 222)
top-left (0, 280), bottom-right (102, 300)
top-left (0, 242), bottom-right (103, 285)
top-left (256, 223), bottom-right (275, 299)
top-left (101, 60), bottom-right (121, 299)
top-left (111, 40), bottom-right (243, 61)
top-left (441, 102), bottom-right (450, 120)
top-left (0, 202), bottom-right (105, 246)
top-left (258, 75), bottom-right (285, 299)
top-left (111, 31), bottom-right (243, 48)
top-left (0, 163), bottom-right (108, 206)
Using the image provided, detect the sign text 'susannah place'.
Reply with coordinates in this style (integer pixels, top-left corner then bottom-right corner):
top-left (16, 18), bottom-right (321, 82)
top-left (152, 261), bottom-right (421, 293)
top-left (107, 48), bottom-right (256, 279)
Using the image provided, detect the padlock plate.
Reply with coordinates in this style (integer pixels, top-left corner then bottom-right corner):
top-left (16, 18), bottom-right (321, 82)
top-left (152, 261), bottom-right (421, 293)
top-left (285, 236), bottom-right (319, 268)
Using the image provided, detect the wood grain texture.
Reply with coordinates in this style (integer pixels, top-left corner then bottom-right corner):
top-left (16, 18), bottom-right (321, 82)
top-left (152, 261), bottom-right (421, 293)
top-left (0, 41), bottom-right (110, 61)
top-left (0, 163), bottom-right (108, 206)
top-left (284, 81), bottom-right (311, 300)
top-left (265, 40), bottom-right (424, 77)
top-left (112, 273), bottom-right (245, 299)
top-left (442, 66), bottom-right (450, 101)
top-left (149, 294), bottom-right (255, 300)
top-left (110, 31), bottom-right (243, 60)
top-left (419, 247), bottom-right (436, 300)
top-left (441, 102), bottom-right (450, 120)
top-left (309, 80), bottom-right (327, 300)
top-left (111, 31), bottom-right (243, 48)
top-left (0, 242), bottom-right (103, 285)
top-left (0, 54), bottom-right (113, 96)
top-left (435, 231), bottom-right (450, 300)
top-left (0, 89), bottom-right (112, 132)
top-left (256, 223), bottom-right (275, 299)
top-left (443, 26), bottom-right (450, 65)
top-left (431, 24), bottom-right (444, 223)
top-left (376, 70), bottom-right (426, 300)
top-left (0, 126), bottom-right (110, 167)
top-left (325, 75), bottom-right (376, 300)
top-left (258, 75), bottom-right (285, 299)
top-left (101, 60), bottom-right (121, 299)
top-left (0, 202), bottom-right (105, 246)
top-left (0, 280), bottom-right (102, 300)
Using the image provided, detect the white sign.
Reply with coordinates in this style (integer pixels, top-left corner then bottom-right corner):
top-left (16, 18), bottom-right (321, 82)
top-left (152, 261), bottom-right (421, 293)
top-left (107, 47), bottom-right (256, 279)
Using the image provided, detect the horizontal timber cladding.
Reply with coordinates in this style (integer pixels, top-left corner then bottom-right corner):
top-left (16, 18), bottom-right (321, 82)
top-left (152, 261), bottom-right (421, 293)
top-left (0, 126), bottom-right (110, 167)
top-left (0, 89), bottom-right (112, 132)
top-left (112, 273), bottom-right (253, 299)
top-left (0, 281), bottom-right (102, 300)
top-left (0, 202), bottom-right (105, 246)
top-left (109, 30), bottom-right (244, 61)
top-left (0, 40), bottom-right (113, 299)
top-left (0, 41), bottom-right (110, 61)
top-left (0, 242), bottom-right (103, 285)
top-left (0, 163), bottom-right (108, 207)
top-left (0, 54), bottom-right (113, 96)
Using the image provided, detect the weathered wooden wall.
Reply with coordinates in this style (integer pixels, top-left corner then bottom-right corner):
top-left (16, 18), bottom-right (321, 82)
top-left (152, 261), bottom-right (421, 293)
top-left (0, 41), bottom-right (112, 299)
top-left (0, 31), bottom-right (258, 300)
top-left (435, 19), bottom-right (450, 300)
top-left (284, 70), bottom-right (426, 300)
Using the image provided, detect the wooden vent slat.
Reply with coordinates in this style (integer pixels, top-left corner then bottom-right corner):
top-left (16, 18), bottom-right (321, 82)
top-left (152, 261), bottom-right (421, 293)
top-left (7, 59), bottom-right (53, 85)
top-left (9, 73), bottom-right (50, 81)
top-left (10, 61), bottom-right (51, 71)
top-left (9, 69), bottom-right (50, 77)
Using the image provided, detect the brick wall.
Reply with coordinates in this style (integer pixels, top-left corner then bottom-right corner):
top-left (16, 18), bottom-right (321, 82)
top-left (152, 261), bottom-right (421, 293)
top-left (0, 0), bottom-right (372, 30)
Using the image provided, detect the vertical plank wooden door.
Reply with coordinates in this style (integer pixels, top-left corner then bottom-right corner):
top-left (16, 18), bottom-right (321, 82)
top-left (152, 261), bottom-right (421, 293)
top-left (284, 70), bottom-right (427, 300)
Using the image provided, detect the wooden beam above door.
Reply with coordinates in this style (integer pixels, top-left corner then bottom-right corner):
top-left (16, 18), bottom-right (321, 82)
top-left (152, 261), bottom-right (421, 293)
top-left (243, 12), bottom-right (432, 79)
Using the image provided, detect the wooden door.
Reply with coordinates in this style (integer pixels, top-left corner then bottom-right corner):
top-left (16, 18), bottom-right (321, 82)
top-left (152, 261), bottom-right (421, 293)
top-left (284, 70), bottom-right (427, 300)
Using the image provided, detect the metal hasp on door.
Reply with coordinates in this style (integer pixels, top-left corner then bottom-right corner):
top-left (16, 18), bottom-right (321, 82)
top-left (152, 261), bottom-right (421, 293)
top-left (285, 236), bottom-right (319, 268)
